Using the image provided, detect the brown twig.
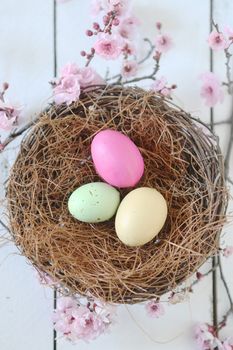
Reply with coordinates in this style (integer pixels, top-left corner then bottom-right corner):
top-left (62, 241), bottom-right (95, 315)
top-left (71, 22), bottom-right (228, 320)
top-left (137, 38), bottom-right (155, 65)
top-left (180, 263), bottom-right (219, 295)
top-left (223, 48), bottom-right (233, 95)
top-left (212, 21), bottom-right (233, 94)
top-left (85, 12), bottom-right (117, 68)
top-left (0, 219), bottom-right (10, 233)
top-left (1, 119), bottom-right (37, 150)
top-left (218, 255), bottom-right (233, 309)
top-left (120, 57), bottom-right (160, 85)
top-left (217, 255), bottom-right (233, 331)
top-left (218, 307), bottom-right (233, 331)
top-left (106, 38), bottom-right (155, 83)
top-left (224, 106), bottom-right (233, 177)
top-left (192, 264), bottom-right (219, 288)
top-left (85, 49), bottom-right (96, 67)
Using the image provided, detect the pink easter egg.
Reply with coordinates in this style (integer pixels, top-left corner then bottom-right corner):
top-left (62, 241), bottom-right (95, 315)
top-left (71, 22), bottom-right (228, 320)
top-left (91, 129), bottom-right (144, 188)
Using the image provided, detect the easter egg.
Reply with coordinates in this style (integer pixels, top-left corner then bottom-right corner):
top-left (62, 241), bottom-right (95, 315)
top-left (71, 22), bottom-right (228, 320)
top-left (91, 129), bottom-right (144, 188)
top-left (68, 182), bottom-right (120, 223)
top-left (115, 187), bottom-right (168, 247)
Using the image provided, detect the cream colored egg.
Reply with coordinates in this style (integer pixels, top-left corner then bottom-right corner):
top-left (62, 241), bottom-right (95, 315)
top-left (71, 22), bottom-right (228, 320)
top-left (115, 187), bottom-right (167, 247)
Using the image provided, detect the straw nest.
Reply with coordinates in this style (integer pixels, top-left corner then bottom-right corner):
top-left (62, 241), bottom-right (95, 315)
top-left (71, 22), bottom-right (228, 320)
top-left (7, 85), bottom-right (227, 304)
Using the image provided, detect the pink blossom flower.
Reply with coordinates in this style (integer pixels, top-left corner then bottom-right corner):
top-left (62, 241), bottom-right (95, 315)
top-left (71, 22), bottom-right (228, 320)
top-left (196, 271), bottom-right (204, 280)
top-left (57, 297), bottom-right (78, 313)
top-left (78, 67), bottom-right (105, 89)
top-left (90, 0), bottom-right (103, 16)
top-left (223, 25), bottom-right (233, 40)
top-left (94, 34), bottom-right (123, 59)
top-left (152, 76), bottom-right (166, 91)
top-left (160, 87), bottom-right (170, 96)
top-left (93, 299), bottom-right (115, 324)
top-left (121, 60), bottom-right (138, 78)
top-left (0, 101), bottom-right (21, 131)
top-left (155, 34), bottom-right (173, 53)
top-left (60, 63), bottom-right (80, 76)
top-left (0, 112), bottom-right (16, 130)
top-left (102, 0), bottom-right (132, 16)
top-left (53, 74), bottom-right (81, 105)
top-left (223, 337), bottom-right (233, 350)
top-left (53, 296), bottom-right (115, 343)
top-left (53, 63), bottom-right (105, 104)
top-left (200, 72), bottom-right (224, 107)
top-left (194, 323), bottom-right (222, 350)
top-left (223, 246), bottom-right (233, 257)
top-left (151, 76), bottom-right (173, 97)
top-left (168, 292), bottom-right (187, 304)
top-left (208, 30), bottom-right (229, 50)
top-left (118, 16), bottom-right (140, 40)
top-left (145, 300), bottom-right (165, 318)
top-left (156, 21), bottom-right (162, 30)
top-left (37, 270), bottom-right (58, 287)
top-left (52, 297), bottom-right (77, 336)
top-left (70, 306), bottom-right (106, 342)
top-left (91, 0), bottom-right (131, 17)
top-left (122, 41), bottom-right (136, 56)
top-left (61, 63), bottom-right (105, 88)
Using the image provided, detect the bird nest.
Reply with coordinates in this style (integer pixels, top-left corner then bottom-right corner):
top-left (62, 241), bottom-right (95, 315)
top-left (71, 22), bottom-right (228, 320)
top-left (7, 85), bottom-right (227, 304)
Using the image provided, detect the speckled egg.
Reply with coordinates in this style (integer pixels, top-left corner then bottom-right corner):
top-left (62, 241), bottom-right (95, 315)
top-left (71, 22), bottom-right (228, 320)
top-left (68, 182), bottom-right (120, 223)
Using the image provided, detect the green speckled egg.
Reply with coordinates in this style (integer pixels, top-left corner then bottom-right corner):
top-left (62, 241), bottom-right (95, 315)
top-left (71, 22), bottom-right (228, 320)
top-left (68, 182), bottom-right (120, 223)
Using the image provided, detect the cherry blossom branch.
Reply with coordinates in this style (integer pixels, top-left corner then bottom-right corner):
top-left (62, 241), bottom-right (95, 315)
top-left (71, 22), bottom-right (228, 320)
top-left (180, 263), bottom-right (219, 295)
top-left (223, 48), bottom-right (233, 94)
top-left (0, 219), bottom-right (10, 234)
top-left (137, 38), bottom-right (155, 65)
top-left (224, 106), bottom-right (233, 177)
top-left (0, 82), bottom-right (9, 102)
top-left (120, 54), bottom-right (160, 85)
top-left (0, 119), bottom-right (36, 151)
top-left (85, 48), bottom-right (96, 67)
top-left (106, 38), bottom-right (155, 83)
top-left (83, 11), bottom-right (118, 67)
top-left (193, 265), bottom-right (219, 286)
top-left (212, 21), bottom-right (233, 94)
top-left (215, 256), bottom-right (233, 333)
top-left (218, 308), bottom-right (233, 331)
top-left (218, 255), bottom-right (233, 311)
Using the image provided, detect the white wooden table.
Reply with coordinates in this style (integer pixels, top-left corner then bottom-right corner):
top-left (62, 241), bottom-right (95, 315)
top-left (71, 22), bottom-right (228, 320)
top-left (0, 1), bottom-right (232, 349)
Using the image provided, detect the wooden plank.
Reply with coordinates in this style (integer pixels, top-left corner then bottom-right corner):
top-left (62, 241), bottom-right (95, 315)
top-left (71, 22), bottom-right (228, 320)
top-left (57, 0), bottom-right (213, 349)
top-left (212, 0), bottom-right (233, 339)
top-left (0, 0), bottom-right (54, 349)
